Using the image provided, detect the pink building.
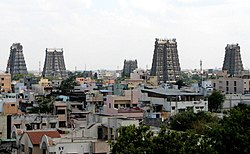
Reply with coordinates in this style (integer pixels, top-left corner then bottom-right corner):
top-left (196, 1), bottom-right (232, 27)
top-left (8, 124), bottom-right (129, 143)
top-left (103, 90), bottom-right (143, 120)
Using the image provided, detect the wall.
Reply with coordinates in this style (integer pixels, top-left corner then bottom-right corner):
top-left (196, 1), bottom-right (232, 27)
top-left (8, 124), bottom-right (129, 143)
top-left (3, 102), bottom-right (18, 115)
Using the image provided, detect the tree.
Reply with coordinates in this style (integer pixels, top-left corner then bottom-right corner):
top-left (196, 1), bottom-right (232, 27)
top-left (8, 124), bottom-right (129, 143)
top-left (208, 90), bottom-right (224, 112)
top-left (175, 80), bottom-right (185, 89)
top-left (169, 111), bottom-right (219, 134)
top-left (60, 76), bottom-right (78, 92)
top-left (111, 125), bottom-right (216, 154)
top-left (152, 126), bottom-right (216, 154)
top-left (12, 73), bottom-right (35, 81)
top-left (208, 104), bottom-right (250, 154)
top-left (111, 125), bottom-right (154, 154)
top-left (28, 96), bottom-right (54, 114)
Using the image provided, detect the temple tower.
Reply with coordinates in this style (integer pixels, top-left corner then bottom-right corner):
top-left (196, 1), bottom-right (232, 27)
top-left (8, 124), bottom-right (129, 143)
top-left (122, 59), bottom-right (138, 77)
top-left (150, 38), bottom-right (181, 83)
top-left (222, 44), bottom-right (243, 76)
top-left (42, 48), bottom-right (67, 79)
top-left (6, 43), bottom-right (28, 77)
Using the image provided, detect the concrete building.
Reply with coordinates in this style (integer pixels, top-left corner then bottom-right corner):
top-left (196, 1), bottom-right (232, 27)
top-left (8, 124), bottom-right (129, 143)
top-left (122, 59), bottom-right (138, 77)
top-left (51, 79), bottom-right (63, 88)
top-left (140, 88), bottom-right (208, 118)
top-left (11, 114), bottom-right (59, 131)
top-left (19, 130), bottom-right (61, 154)
top-left (0, 73), bottom-right (12, 92)
top-left (103, 90), bottom-right (143, 119)
top-left (86, 91), bottom-right (104, 113)
top-left (42, 48), bottom-right (68, 79)
top-left (150, 38), bottom-right (181, 83)
top-left (122, 69), bottom-right (148, 89)
top-left (211, 77), bottom-right (244, 94)
top-left (222, 44), bottom-right (243, 76)
top-left (23, 76), bottom-right (38, 89)
top-left (86, 113), bottom-right (139, 140)
top-left (3, 102), bottom-right (19, 115)
top-left (0, 115), bottom-right (16, 153)
top-left (40, 135), bottom-right (93, 154)
top-left (54, 101), bottom-right (68, 128)
top-left (223, 94), bottom-right (250, 111)
top-left (6, 43), bottom-right (28, 77)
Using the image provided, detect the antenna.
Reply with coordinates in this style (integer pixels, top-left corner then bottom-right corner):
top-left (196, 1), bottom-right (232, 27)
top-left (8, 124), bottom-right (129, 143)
top-left (39, 61), bottom-right (41, 75)
top-left (200, 60), bottom-right (203, 85)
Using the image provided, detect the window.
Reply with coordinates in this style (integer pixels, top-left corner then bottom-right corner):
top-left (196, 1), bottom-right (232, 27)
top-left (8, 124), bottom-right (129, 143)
top-left (1, 78), bottom-right (4, 80)
top-left (59, 121), bottom-right (66, 127)
top-left (57, 109), bottom-right (65, 114)
top-left (15, 124), bottom-right (20, 129)
top-left (109, 103), bottom-right (111, 108)
top-left (11, 104), bottom-right (15, 107)
top-left (29, 147), bottom-right (32, 154)
top-left (226, 81), bottom-right (229, 86)
top-left (50, 123), bottom-right (56, 128)
top-left (114, 104), bottom-right (118, 108)
top-left (21, 144), bottom-right (25, 152)
top-left (234, 87), bottom-right (237, 93)
top-left (234, 81), bottom-right (237, 86)
top-left (1, 83), bottom-right (4, 86)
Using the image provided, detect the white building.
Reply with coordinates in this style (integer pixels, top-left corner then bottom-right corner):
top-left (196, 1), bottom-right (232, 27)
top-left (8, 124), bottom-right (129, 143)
top-left (140, 88), bottom-right (208, 119)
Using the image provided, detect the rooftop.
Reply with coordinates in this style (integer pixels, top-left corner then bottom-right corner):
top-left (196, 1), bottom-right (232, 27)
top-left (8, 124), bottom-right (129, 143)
top-left (141, 88), bottom-right (203, 96)
top-left (26, 130), bottom-right (61, 145)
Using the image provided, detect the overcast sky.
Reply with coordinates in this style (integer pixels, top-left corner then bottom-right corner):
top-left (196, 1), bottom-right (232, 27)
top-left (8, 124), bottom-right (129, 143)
top-left (1, 0), bottom-right (250, 71)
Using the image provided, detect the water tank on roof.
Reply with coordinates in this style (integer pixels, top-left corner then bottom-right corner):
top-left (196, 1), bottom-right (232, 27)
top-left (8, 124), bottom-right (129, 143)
top-left (0, 100), bottom-right (4, 113)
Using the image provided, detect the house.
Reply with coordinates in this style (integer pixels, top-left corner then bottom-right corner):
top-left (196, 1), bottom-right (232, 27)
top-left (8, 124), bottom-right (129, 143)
top-left (86, 91), bottom-right (104, 113)
top-left (54, 101), bottom-right (68, 128)
top-left (11, 114), bottom-right (59, 131)
top-left (19, 130), bottom-right (61, 154)
top-left (85, 113), bottom-right (139, 140)
top-left (40, 133), bottom-right (110, 154)
top-left (103, 89), bottom-right (143, 120)
top-left (140, 88), bottom-right (208, 118)
top-left (0, 73), bottom-right (12, 93)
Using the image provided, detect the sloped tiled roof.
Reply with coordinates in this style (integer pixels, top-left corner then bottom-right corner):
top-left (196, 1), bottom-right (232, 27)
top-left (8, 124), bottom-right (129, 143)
top-left (26, 130), bottom-right (61, 145)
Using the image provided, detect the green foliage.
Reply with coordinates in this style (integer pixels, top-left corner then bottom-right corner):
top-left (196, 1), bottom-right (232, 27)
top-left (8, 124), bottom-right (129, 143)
top-left (175, 80), bottom-right (185, 89)
top-left (208, 90), bottom-right (224, 112)
top-left (28, 96), bottom-right (54, 114)
top-left (115, 76), bottom-right (127, 84)
top-left (111, 125), bottom-right (216, 154)
top-left (208, 104), bottom-right (250, 153)
top-left (112, 105), bottom-right (250, 153)
top-left (170, 111), bottom-right (219, 134)
top-left (43, 76), bottom-right (60, 81)
top-left (12, 73), bottom-right (34, 80)
top-left (60, 76), bottom-right (78, 92)
top-left (111, 125), bottom-right (154, 154)
top-left (179, 72), bottom-right (201, 85)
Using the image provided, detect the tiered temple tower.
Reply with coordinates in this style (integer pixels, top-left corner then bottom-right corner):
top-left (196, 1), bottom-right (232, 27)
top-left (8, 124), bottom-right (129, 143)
top-left (6, 43), bottom-right (28, 77)
top-left (122, 59), bottom-right (138, 77)
top-left (222, 44), bottom-right (243, 76)
top-left (42, 48), bottom-right (67, 79)
top-left (150, 38), bottom-right (181, 83)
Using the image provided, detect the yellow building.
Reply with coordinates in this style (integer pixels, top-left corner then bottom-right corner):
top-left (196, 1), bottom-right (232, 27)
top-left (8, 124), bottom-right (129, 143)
top-left (0, 73), bottom-right (12, 93)
top-left (38, 78), bottom-right (51, 87)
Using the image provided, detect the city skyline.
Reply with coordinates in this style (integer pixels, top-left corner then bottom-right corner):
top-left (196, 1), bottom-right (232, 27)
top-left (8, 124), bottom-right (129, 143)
top-left (1, 0), bottom-right (250, 71)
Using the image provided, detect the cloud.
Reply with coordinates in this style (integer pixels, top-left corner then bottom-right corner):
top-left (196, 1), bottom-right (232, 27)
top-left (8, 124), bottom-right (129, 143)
top-left (1, 0), bottom-right (250, 71)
